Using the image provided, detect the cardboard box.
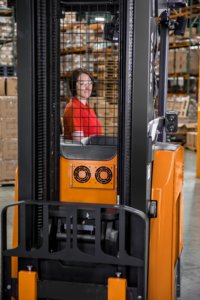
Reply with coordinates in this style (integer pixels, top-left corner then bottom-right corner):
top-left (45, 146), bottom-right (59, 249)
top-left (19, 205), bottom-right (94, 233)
top-left (186, 132), bottom-right (197, 150)
top-left (6, 77), bottom-right (18, 96)
top-left (0, 118), bottom-right (18, 139)
top-left (177, 123), bottom-right (197, 134)
top-left (178, 27), bottom-right (196, 39)
top-left (0, 0), bottom-right (7, 7)
top-left (0, 77), bottom-right (6, 96)
top-left (175, 49), bottom-right (187, 73)
top-left (0, 138), bottom-right (18, 160)
top-left (168, 50), bottom-right (175, 74)
top-left (0, 159), bottom-right (17, 181)
top-left (189, 49), bottom-right (199, 75)
top-left (0, 96), bottom-right (17, 118)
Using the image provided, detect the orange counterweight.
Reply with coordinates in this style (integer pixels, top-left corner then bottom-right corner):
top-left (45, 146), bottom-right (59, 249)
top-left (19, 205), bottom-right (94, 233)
top-left (148, 146), bottom-right (184, 300)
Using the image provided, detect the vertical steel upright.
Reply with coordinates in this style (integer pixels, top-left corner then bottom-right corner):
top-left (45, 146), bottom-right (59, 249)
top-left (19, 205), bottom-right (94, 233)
top-left (125, 0), bottom-right (156, 212)
top-left (158, 12), bottom-right (169, 142)
top-left (16, 0), bottom-right (60, 251)
top-left (17, 0), bottom-right (60, 203)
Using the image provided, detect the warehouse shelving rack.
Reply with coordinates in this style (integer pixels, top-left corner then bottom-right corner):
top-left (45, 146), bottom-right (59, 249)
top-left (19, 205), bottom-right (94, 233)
top-left (166, 2), bottom-right (200, 144)
top-left (168, 1), bottom-right (200, 98)
top-left (0, 5), bottom-right (16, 76)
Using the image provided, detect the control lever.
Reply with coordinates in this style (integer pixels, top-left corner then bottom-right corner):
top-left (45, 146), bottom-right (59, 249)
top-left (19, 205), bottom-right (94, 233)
top-left (148, 117), bottom-right (164, 143)
top-left (148, 111), bottom-right (178, 143)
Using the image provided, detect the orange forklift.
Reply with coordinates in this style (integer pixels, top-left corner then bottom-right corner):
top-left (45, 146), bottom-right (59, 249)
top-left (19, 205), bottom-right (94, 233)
top-left (1, 0), bottom-right (187, 299)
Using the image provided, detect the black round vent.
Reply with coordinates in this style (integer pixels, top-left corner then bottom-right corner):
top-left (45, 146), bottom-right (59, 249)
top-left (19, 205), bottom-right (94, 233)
top-left (74, 166), bottom-right (91, 183)
top-left (95, 167), bottom-right (112, 184)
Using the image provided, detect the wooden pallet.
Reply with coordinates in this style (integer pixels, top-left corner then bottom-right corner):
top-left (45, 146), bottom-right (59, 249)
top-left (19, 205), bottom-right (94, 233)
top-left (105, 83), bottom-right (118, 89)
top-left (105, 91), bottom-right (118, 97)
top-left (105, 95), bottom-right (118, 99)
top-left (0, 180), bottom-right (15, 187)
top-left (167, 98), bottom-right (190, 117)
top-left (105, 92), bottom-right (118, 97)
top-left (185, 145), bottom-right (196, 151)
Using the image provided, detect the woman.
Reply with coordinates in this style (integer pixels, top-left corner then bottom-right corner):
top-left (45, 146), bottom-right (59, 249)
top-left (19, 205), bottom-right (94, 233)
top-left (63, 68), bottom-right (102, 141)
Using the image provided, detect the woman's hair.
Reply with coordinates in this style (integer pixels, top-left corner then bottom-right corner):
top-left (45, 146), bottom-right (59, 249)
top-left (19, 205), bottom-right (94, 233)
top-left (69, 68), bottom-right (94, 96)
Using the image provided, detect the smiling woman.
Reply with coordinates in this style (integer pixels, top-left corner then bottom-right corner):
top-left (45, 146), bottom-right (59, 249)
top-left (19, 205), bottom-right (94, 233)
top-left (63, 68), bottom-right (102, 142)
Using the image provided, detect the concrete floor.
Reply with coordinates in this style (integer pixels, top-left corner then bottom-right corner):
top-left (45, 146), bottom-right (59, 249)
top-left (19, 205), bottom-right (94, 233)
top-left (0, 149), bottom-right (199, 299)
top-left (181, 150), bottom-right (200, 300)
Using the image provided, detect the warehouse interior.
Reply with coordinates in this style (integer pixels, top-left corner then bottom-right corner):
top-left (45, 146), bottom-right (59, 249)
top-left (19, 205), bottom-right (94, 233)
top-left (0, 0), bottom-right (200, 299)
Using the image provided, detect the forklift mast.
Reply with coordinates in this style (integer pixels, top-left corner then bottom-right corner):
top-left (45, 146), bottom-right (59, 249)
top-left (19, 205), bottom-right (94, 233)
top-left (16, 0), bottom-right (161, 212)
top-left (1, 0), bottom-right (185, 299)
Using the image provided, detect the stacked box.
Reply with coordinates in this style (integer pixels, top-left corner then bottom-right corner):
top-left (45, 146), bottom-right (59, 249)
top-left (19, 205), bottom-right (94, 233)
top-left (167, 95), bottom-right (190, 117)
top-left (87, 24), bottom-right (104, 51)
top-left (96, 56), bottom-right (118, 104)
top-left (169, 33), bottom-right (175, 44)
top-left (186, 132), bottom-right (197, 150)
top-left (89, 97), bottom-right (118, 136)
top-left (0, 36), bottom-right (16, 66)
top-left (0, 94), bottom-right (18, 182)
top-left (96, 78), bottom-right (119, 100)
top-left (176, 27), bottom-right (197, 40)
top-left (167, 95), bottom-right (198, 123)
top-left (0, 0), bottom-right (7, 6)
top-left (168, 121), bottom-right (197, 145)
top-left (189, 49), bottom-right (199, 75)
top-left (0, 76), bottom-right (17, 96)
top-left (0, 76), bottom-right (6, 95)
top-left (168, 50), bottom-right (175, 74)
top-left (60, 23), bottom-right (104, 52)
top-left (178, 123), bottom-right (197, 133)
top-left (175, 49), bottom-right (187, 74)
top-left (0, 138), bottom-right (17, 160)
top-left (60, 12), bottom-right (77, 25)
top-left (174, 48), bottom-right (199, 75)
top-left (95, 54), bottom-right (119, 104)
top-left (187, 98), bottom-right (198, 121)
top-left (0, 160), bottom-right (17, 181)
top-left (6, 76), bottom-right (17, 95)
top-left (0, 16), bottom-right (16, 66)
top-left (61, 27), bottom-right (87, 50)
top-left (0, 16), bottom-right (13, 33)
top-left (60, 20), bottom-right (105, 77)
top-left (170, 28), bottom-right (197, 44)
top-left (61, 53), bottom-right (95, 73)
top-left (0, 114), bottom-right (17, 138)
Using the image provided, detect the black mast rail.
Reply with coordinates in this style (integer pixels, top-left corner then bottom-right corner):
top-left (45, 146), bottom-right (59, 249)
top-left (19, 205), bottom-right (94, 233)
top-left (17, 0), bottom-right (60, 203)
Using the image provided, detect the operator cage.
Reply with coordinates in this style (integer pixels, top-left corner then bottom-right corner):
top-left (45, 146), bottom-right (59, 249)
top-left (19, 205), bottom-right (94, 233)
top-left (60, 1), bottom-right (119, 146)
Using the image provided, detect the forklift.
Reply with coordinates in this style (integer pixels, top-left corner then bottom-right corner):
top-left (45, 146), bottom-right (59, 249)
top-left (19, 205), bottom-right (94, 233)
top-left (1, 0), bottom-right (187, 299)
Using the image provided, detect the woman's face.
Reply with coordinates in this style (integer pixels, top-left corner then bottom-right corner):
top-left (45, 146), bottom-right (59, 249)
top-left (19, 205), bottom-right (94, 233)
top-left (76, 73), bottom-right (93, 100)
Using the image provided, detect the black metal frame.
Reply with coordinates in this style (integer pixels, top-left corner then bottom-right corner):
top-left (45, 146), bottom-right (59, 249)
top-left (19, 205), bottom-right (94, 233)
top-left (2, 202), bottom-right (147, 265)
top-left (17, 0), bottom-right (35, 201)
top-left (17, 0), bottom-right (60, 203)
top-left (2, 201), bottom-right (148, 299)
top-left (130, 0), bottom-right (156, 213)
top-left (158, 11), bottom-right (169, 142)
